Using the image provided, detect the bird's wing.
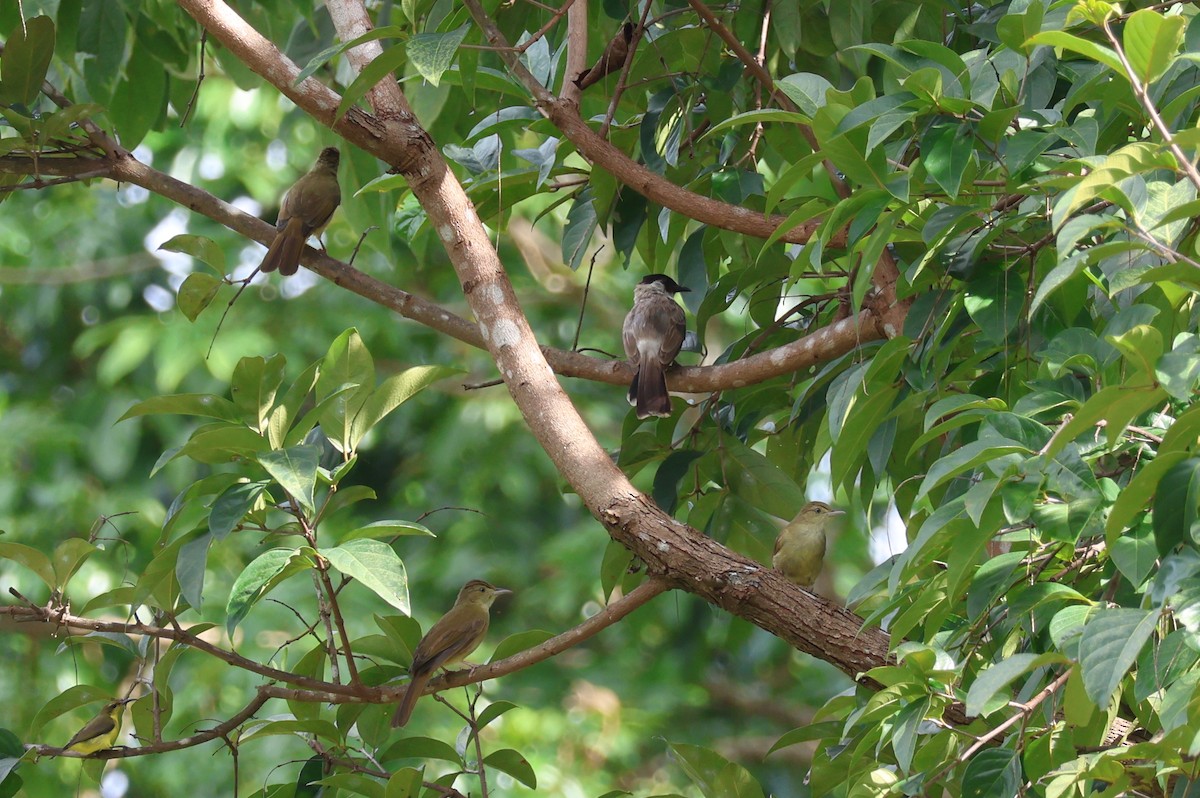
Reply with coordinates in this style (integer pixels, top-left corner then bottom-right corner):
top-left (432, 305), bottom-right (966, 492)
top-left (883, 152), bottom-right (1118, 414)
top-left (655, 300), bottom-right (687, 364)
top-left (280, 174), bottom-right (341, 234)
top-left (621, 311), bottom-right (641, 363)
top-left (65, 714), bottom-right (115, 749)
top-left (410, 616), bottom-right (488, 675)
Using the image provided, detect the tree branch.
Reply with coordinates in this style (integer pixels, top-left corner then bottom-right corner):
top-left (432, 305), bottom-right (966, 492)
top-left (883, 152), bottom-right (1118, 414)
top-left (30, 689), bottom-right (270, 758)
top-left (461, 0), bottom-right (843, 247)
top-left (172, 0), bottom-right (901, 690)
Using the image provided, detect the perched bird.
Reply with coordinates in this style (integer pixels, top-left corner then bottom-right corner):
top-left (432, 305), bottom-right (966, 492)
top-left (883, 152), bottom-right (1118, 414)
top-left (392, 580), bottom-right (511, 728)
top-left (259, 146), bottom-right (342, 276)
top-left (573, 22), bottom-right (635, 90)
top-left (772, 501), bottom-right (845, 587)
top-left (622, 273), bottom-right (689, 419)
top-left (63, 698), bottom-right (134, 755)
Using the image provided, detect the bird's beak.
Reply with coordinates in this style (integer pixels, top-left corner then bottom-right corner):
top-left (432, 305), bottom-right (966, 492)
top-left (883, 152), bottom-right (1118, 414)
top-left (494, 588), bottom-right (513, 597)
top-left (830, 509), bottom-right (846, 516)
top-left (116, 697), bottom-right (137, 705)
top-left (679, 286), bottom-right (692, 292)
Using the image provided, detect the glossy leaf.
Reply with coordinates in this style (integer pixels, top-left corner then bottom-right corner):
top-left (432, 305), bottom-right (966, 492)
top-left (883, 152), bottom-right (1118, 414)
top-left (323, 539), bottom-right (409, 613)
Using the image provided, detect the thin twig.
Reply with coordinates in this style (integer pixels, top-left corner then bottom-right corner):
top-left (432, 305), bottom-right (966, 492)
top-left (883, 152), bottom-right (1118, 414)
top-left (514, 0), bottom-right (578, 54)
top-left (31, 689), bottom-right (271, 759)
top-left (572, 246), bottom-right (601, 351)
top-left (180, 30), bottom-right (208, 128)
top-left (1101, 16), bottom-right (1200, 193)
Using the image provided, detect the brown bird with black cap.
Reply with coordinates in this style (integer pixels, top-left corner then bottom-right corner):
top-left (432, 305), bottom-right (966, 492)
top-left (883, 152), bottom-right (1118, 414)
top-left (622, 273), bottom-right (689, 419)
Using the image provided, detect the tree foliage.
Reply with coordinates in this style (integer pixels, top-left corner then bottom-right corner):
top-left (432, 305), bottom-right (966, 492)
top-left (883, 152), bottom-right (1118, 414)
top-left (3, 0), bottom-right (1200, 796)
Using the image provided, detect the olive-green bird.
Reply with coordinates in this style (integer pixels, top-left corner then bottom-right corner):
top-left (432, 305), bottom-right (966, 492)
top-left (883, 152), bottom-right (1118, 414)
top-left (63, 698), bottom-right (134, 755)
top-left (772, 501), bottom-right (844, 587)
top-left (259, 146), bottom-right (341, 276)
top-left (391, 579), bottom-right (511, 728)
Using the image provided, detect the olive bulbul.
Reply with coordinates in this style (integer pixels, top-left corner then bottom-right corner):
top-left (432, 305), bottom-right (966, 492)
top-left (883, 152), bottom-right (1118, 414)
top-left (259, 146), bottom-right (341, 276)
top-left (391, 579), bottom-right (511, 728)
top-left (773, 501), bottom-right (844, 587)
top-left (622, 273), bottom-right (689, 419)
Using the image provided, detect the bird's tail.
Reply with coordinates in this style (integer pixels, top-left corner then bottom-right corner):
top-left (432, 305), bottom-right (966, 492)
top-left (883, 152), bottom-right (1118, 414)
top-left (260, 217), bottom-right (306, 275)
top-left (391, 673), bottom-right (429, 728)
top-left (634, 360), bottom-right (672, 418)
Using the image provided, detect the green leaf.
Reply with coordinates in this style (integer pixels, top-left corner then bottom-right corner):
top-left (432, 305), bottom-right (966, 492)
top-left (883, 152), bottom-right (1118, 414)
top-left (29, 685), bottom-right (118, 738)
top-left (225, 548), bottom-right (316, 634)
top-left (406, 24), bottom-right (470, 87)
top-left (119, 393), bottom-right (241, 423)
top-left (482, 748), bottom-right (536, 788)
top-left (160, 234), bottom-right (227, 274)
top-left (652, 450), bottom-right (704, 515)
top-left (1026, 31), bottom-right (1124, 76)
top-left (996, 1), bottom-right (1044, 53)
top-left (108, 39), bottom-right (166, 148)
top-left (209, 481), bottom-right (266, 539)
top-left (489, 630), bottom-right (554, 662)
top-left (965, 653), bottom-right (1066, 717)
top-left (380, 735), bottom-right (461, 764)
top-left (294, 26), bottom-right (408, 85)
top-left (1108, 524), bottom-right (1157, 588)
top-left (1079, 607), bottom-right (1160, 710)
top-left (669, 743), bottom-right (765, 798)
top-left (923, 122), bottom-right (973, 198)
top-left (342, 520), bottom-right (434, 542)
top-left (384, 767), bottom-right (423, 798)
top-left (706, 108), bottom-right (812, 138)
top-left (1153, 457), bottom-right (1200, 555)
top-left (562, 188), bottom-right (598, 270)
top-left (1157, 334), bottom-right (1200, 401)
top-left (231, 354), bottom-right (286, 430)
top-left (241, 719), bottom-right (342, 745)
top-left (722, 438), bottom-right (807, 520)
top-left (777, 73), bottom-right (833, 116)
top-left (476, 700), bottom-right (519, 729)
top-left (1134, 629), bottom-right (1198, 702)
top-left (961, 748), bottom-right (1020, 798)
top-left (77, 1), bottom-right (127, 99)
top-left (1123, 9), bottom-right (1185, 85)
top-left (1041, 379), bottom-right (1165, 460)
top-left (176, 273), bottom-right (222, 322)
top-left (600, 537), bottom-right (635, 599)
top-left (1108, 450), bottom-right (1188, 539)
top-left (915, 439), bottom-right (1029, 503)
top-left (0, 16), bottom-right (55, 105)
top-left (0, 542), bottom-right (55, 589)
top-left (176, 533), bottom-right (210, 610)
top-left (257, 445), bottom-right (321, 513)
top-left (964, 271), bottom-right (1025, 343)
top-left (322, 539), bottom-right (409, 613)
top-left (317, 329), bottom-right (373, 452)
top-left (133, 534), bottom-right (190, 610)
top-left (49, 537), bottom-right (93, 588)
top-left (891, 697), bottom-right (930, 773)
top-left (767, 721), bottom-right (844, 754)
top-left (350, 365), bottom-right (460, 451)
top-left (335, 44), bottom-right (408, 120)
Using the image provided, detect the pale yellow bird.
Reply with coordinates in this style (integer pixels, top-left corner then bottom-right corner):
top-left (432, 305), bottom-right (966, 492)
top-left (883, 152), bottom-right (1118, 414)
top-left (772, 501), bottom-right (844, 587)
top-left (63, 698), bottom-right (134, 754)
